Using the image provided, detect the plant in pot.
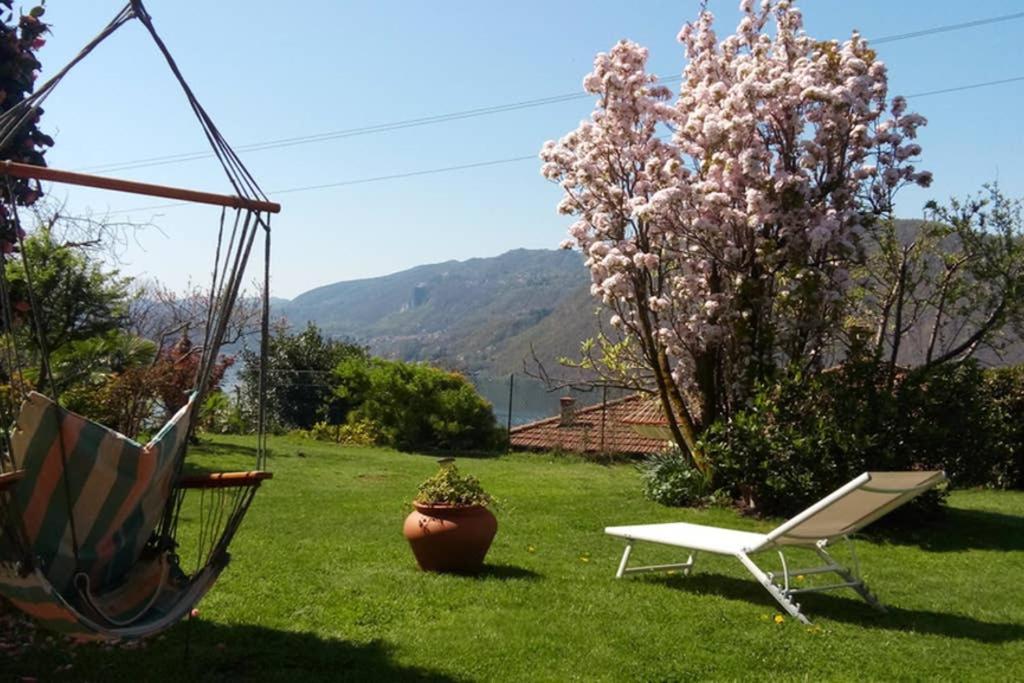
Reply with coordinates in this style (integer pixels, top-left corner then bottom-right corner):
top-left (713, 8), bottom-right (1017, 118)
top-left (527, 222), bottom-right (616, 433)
top-left (403, 459), bottom-right (497, 574)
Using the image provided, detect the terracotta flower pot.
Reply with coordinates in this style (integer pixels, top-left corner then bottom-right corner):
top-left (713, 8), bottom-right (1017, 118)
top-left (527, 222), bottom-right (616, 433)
top-left (403, 502), bottom-right (498, 573)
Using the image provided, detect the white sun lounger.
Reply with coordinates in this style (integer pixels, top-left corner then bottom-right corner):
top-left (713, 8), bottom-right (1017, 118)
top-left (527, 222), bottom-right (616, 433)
top-left (605, 471), bottom-right (946, 624)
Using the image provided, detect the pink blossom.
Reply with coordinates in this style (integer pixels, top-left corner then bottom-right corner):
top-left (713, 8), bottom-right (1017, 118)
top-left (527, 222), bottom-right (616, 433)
top-left (539, 0), bottom-right (929, 412)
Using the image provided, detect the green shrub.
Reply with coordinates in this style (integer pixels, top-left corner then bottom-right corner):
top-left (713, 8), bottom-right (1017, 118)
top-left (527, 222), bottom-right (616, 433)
top-left (891, 362), bottom-right (993, 487)
top-left (702, 357), bottom-right (1024, 519)
top-left (270, 352), bottom-right (499, 453)
top-left (301, 418), bottom-right (381, 446)
top-left (199, 391), bottom-right (247, 435)
top-left (884, 362), bottom-right (1022, 490)
top-left (238, 322), bottom-right (368, 430)
top-left (980, 366), bottom-right (1024, 489)
top-left (337, 418), bottom-right (381, 446)
top-left (701, 365), bottom-right (878, 516)
top-left (354, 360), bottom-right (502, 453)
top-left (638, 450), bottom-right (717, 507)
top-left (414, 463), bottom-right (493, 507)
top-left (308, 421), bottom-right (341, 442)
top-left (699, 359), bottom-right (1016, 517)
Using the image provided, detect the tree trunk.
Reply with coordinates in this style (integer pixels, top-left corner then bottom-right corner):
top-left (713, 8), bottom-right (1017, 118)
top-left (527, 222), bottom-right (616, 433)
top-left (656, 348), bottom-right (706, 471)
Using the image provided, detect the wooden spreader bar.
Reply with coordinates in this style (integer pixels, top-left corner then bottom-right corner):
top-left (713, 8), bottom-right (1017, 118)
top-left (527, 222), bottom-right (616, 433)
top-left (1, 160), bottom-right (281, 214)
top-left (176, 470), bottom-right (273, 490)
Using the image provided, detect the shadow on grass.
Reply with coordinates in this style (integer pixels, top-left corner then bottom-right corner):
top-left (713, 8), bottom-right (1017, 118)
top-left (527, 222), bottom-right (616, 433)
top-left (181, 441), bottom-right (269, 478)
top-left (869, 507), bottom-right (1024, 552)
top-left (7, 620), bottom-right (464, 682)
top-left (408, 447), bottom-right (506, 461)
top-left (474, 564), bottom-right (541, 581)
top-left (653, 573), bottom-right (1024, 643)
top-left (192, 440), bottom-right (262, 459)
top-left (421, 564), bottom-right (541, 581)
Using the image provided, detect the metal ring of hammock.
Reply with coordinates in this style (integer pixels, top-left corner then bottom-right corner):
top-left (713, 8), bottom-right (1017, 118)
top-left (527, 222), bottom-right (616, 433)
top-left (0, 0), bottom-right (278, 641)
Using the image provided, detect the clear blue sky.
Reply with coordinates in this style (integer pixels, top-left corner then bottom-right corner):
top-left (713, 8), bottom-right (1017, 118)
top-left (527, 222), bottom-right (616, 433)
top-left (36, 1), bottom-right (1024, 298)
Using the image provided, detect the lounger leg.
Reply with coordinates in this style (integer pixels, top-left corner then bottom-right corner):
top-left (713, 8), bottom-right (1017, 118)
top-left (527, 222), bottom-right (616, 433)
top-left (736, 552), bottom-right (810, 625)
top-left (684, 552), bottom-right (697, 576)
top-left (814, 545), bottom-right (886, 613)
top-left (615, 541), bottom-right (634, 579)
top-left (614, 541), bottom-right (697, 578)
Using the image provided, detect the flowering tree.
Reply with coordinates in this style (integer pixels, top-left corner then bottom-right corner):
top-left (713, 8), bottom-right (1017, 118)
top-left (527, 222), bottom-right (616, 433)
top-left (540, 0), bottom-right (931, 464)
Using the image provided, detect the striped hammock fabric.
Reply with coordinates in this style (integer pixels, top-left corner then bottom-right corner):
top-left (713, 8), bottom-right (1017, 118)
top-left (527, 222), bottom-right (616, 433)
top-left (0, 392), bottom-right (217, 640)
top-left (0, 552), bottom-right (224, 641)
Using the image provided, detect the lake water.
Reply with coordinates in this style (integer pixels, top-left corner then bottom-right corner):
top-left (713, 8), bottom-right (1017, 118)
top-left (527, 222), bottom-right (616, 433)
top-left (472, 374), bottom-right (625, 428)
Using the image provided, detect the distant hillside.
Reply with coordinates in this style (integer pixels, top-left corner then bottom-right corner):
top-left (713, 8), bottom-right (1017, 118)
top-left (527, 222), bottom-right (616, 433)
top-left (276, 249), bottom-right (601, 376)
top-left (275, 227), bottom-right (1024, 387)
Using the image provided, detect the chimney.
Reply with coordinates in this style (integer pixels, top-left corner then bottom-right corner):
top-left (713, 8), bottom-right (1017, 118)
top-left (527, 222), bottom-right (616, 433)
top-left (559, 396), bottom-right (576, 426)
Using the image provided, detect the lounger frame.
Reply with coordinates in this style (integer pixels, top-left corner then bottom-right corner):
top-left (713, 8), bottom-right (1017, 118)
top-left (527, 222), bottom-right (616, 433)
top-left (607, 471), bottom-right (945, 624)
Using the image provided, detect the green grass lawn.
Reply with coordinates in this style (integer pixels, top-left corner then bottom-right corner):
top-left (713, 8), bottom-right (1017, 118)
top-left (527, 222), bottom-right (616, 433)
top-left (5, 435), bottom-right (1024, 681)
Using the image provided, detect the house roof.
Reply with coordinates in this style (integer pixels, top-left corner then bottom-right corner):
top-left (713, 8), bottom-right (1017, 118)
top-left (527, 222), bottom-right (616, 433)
top-left (620, 396), bottom-right (667, 425)
top-left (509, 394), bottom-right (669, 456)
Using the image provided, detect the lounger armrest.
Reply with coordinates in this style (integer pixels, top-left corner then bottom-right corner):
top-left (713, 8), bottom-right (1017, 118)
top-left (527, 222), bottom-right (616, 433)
top-left (176, 470), bottom-right (272, 490)
top-left (0, 469), bottom-right (25, 492)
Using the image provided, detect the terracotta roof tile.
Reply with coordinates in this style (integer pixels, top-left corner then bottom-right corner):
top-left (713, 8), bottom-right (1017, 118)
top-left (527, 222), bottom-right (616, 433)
top-left (620, 397), bottom-right (667, 425)
top-left (509, 394), bottom-right (669, 455)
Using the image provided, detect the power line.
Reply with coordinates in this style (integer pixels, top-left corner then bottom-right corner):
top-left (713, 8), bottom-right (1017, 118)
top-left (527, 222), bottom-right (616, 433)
top-left (78, 94), bottom-right (598, 175)
top-left (104, 155), bottom-right (537, 214)
top-left (100, 74), bottom-right (1024, 216)
top-left (272, 155), bottom-right (536, 196)
top-left (78, 11), bottom-right (1024, 176)
top-left (900, 75), bottom-right (1024, 99)
top-left (871, 11), bottom-right (1024, 44)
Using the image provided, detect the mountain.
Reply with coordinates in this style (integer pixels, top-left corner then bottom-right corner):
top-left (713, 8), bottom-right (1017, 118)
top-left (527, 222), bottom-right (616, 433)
top-left (275, 224), bottom-right (1024, 391)
top-left (276, 249), bottom-right (602, 376)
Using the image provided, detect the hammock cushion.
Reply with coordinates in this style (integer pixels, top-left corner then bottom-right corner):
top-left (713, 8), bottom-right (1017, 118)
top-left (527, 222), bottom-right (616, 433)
top-left (6, 392), bottom-right (194, 595)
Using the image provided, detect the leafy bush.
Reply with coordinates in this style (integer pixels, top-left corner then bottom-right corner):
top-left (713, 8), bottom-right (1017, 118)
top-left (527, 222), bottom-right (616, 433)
top-left (307, 421), bottom-right (341, 442)
top-left (701, 366), bottom-right (878, 516)
top-left (638, 449), bottom-right (716, 507)
top-left (236, 323), bottom-right (500, 453)
top-left (238, 322), bottom-right (368, 430)
top-left (414, 463), bottom-right (493, 507)
top-left (701, 359), bottom-right (988, 518)
top-left (354, 360), bottom-right (502, 453)
top-left (198, 391), bottom-right (247, 435)
top-left (979, 366), bottom-right (1024, 489)
top-left (303, 418), bottom-right (381, 446)
top-left (337, 418), bottom-right (381, 446)
top-left (702, 357), bottom-right (1024, 519)
top-left (886, 361), bottom-right (1022, 490)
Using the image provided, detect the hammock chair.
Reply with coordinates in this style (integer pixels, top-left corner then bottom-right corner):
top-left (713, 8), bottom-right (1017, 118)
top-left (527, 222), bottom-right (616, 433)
top-left (0, 1), bottom-right (278, 641)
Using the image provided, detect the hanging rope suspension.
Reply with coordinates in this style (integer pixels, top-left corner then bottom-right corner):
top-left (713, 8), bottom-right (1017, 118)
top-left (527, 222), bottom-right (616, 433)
top-left (0, 0), bottom-right (278, 641)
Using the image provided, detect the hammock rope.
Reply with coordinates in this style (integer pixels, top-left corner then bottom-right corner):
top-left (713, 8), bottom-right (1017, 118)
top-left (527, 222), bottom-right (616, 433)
top-left (127, 0), bottom-right (267, 205)
top-left (0, 5), bottom-right (136, 155)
